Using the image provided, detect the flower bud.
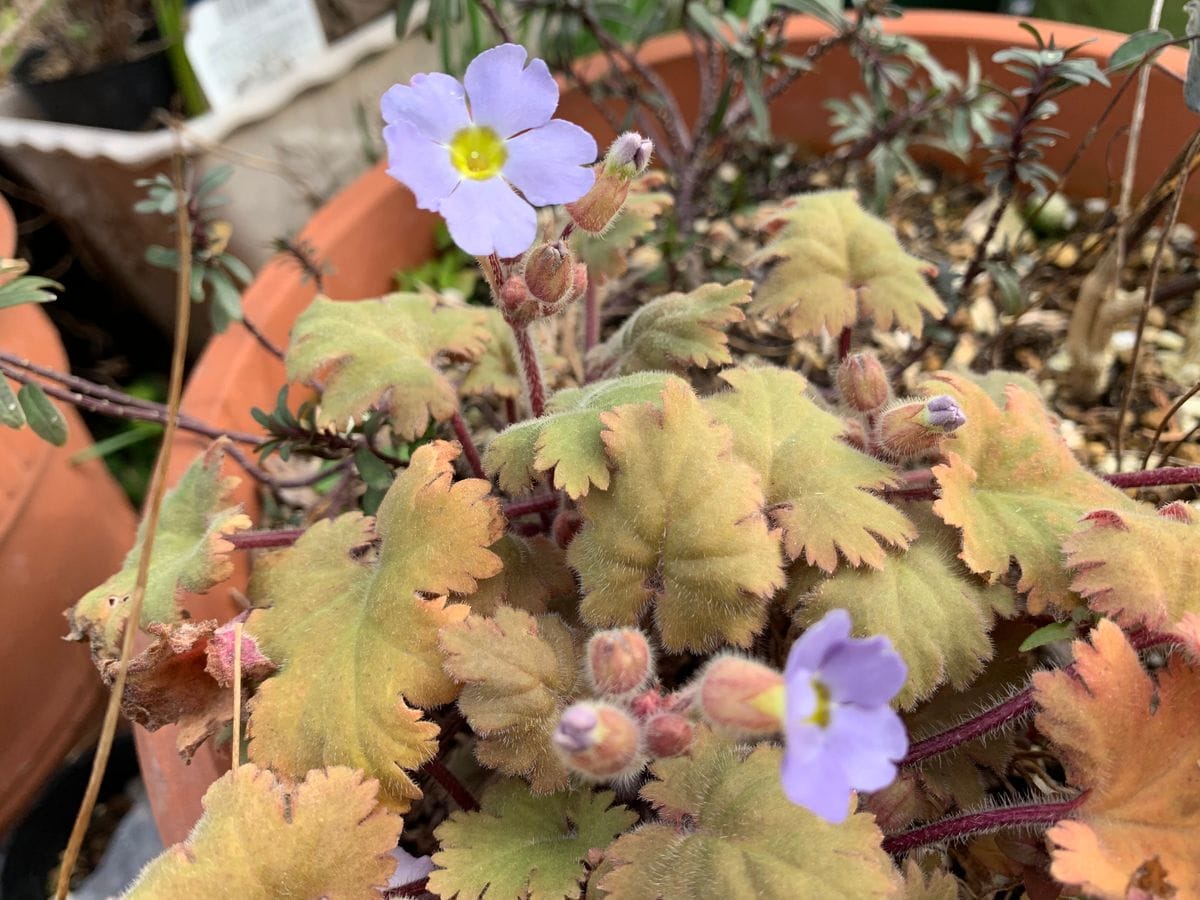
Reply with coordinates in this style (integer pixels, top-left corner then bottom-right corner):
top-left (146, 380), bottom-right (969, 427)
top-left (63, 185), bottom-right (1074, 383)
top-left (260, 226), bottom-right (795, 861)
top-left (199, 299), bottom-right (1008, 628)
top-left (645, 713), bottom-right (694, 758)
top-left (697, 655), bottom-right (785, 736)
top-left (586, 628), bottom-right (653, 696)
top-left (876, 395), bottom-right (966, 460)
top-left (836, 352), bottom-right (890, 413)
top-left (569, 262), bottom-right (588, 302)
top-left (524, 241), bottom-right (574, 305)
top-left (603, 131), bottom-right (654, 179)
top-left (552, 702), bottom-right (643, 781)
top-left (499, 275), bottom-right (530, 318)
top-left (566, 133), bottom-right (653, 235)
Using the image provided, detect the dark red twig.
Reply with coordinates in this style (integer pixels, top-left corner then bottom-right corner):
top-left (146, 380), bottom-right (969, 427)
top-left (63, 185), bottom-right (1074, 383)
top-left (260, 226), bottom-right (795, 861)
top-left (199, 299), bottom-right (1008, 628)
top-left (1104, 465), bottom-right (1200, 489)
top-left (503, 493), bottom-right (560, 519)
top-left (422, 758), bottom-right (480, 812)
top-left (226, 528), bottom-right (307, 551)
top-left (450, 410), bottom-right (487, 480)
top-left (512, 325), bottom-right (547, 417)
top-left (881, 794), bottom-right (1086, 854)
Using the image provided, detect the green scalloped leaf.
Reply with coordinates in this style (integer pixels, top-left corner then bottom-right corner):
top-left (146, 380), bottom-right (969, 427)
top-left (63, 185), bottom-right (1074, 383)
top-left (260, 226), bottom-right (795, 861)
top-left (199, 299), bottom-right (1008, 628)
top-left (600, 730), bottom-right (899, 899)
top-left (246, 441), bottom-right (503, 812)
top-left (126, 765), bottom-right (402, 898)
top-left (440, 606), bottom-right (582, 792)
top-left (459, 308), bottom-right (523, 401)
top-left (568, 379), bottom-right (784, 652)
top-left (483, 372), bottom-right (683, 499)
top-left (430, 780), bottom-right (637, 900)
top-left (587, 280), bottom-right (751, 377)
top-left (791, 508), bottom-right (1016, 708)
top-left (457, 533), bottom-right (577, 616)
top-left (748, 190), bottom-right (945, 338)
top-left (707, 366), bottom-right (915, 572)
top-left (286, 292), bottom-right (491, 439)
top-left (68, 442), bottom-right (250, 659)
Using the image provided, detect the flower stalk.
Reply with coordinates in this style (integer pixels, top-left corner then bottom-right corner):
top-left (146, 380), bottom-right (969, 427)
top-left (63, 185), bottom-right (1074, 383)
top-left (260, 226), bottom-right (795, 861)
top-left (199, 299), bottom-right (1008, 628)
top-left (881, 794), bottom-right (1086, 854)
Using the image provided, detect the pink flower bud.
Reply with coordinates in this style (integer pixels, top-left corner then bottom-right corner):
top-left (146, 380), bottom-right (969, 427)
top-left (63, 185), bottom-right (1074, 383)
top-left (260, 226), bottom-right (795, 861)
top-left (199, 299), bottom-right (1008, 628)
top-left (586, 628), bottom-right (653, 696)
top-left (569, 262), bottom-right (588, 302)
top-left (697, 655), bottom-right (785, 736)
top-left (836, 352), bottom-right (890, 413)
top-left (603, 131), bottom-right (654, 178)
top-left (565, 174), bottom-right (631, 235)
top-left (499, 275), bottom-right (529, 317)
top-left (876, 395), bottom-right (966, 460)
top-left (645, 713), bottom-right (694, 758)
top-left (524, 240), bottom-right (574, 305)
top-left (552, 702), bottom-right (643, 781)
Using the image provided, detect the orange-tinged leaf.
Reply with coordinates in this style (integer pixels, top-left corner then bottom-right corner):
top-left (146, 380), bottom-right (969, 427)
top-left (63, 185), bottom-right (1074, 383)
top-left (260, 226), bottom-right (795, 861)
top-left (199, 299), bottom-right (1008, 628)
top-left (568, 380), bottom-right (784, 652)
top-left (246, 441), bottom-right (502, 811)
top-left (929, 373), bottom-right (1135, 612)
top-left (900, 859), bottom-right (961, 900)
top-left (748, 190), bottom-right (945, 338)
top-left (125, 765), bottom-right (402, 898)
top-left (440, 606), bottom-right (582, 792)
top-left (707, 366), bottom-right (914, 572)
top-left (1065, 503), bottom-right (1200, 640)
top-left (1034, 619), bottom-right (1200, 899)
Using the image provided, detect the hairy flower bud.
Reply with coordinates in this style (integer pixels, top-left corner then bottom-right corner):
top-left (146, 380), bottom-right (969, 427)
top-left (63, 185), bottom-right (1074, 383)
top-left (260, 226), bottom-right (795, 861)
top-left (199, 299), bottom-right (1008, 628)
top-left (836, 352), bottom-right (890, 413)
top-left (552, 702), bottom-right (642, 781)
top-left (586, 628), bottom-right (653, 696)
top-left (499, 275), bottom-right (530, 318)
top-left (876, 395), bottom-right (966, 460)
top-left (566, 132), bottom-right (654, 234)
top-left (697, 655), bottom-right (785, 736)
top-left (645, 712), bottom-right (694, 758)
top-left (604, 131), bottom-right (654, 179)
top-left (524, 240), bottom-right (574, 305)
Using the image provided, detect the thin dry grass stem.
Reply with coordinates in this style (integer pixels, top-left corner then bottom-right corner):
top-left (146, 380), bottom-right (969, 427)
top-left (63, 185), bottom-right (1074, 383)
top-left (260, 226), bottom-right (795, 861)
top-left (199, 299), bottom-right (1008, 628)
top-left (55, 143), bottom-right (195, 900)
top-left (1141, 378), bottom-right (1200, 469)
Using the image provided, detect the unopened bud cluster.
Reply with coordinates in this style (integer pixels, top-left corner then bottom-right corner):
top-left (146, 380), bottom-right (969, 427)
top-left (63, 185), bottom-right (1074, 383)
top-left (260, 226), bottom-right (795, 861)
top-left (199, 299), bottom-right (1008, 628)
top-left (836, 352), bottom-right (890, 413)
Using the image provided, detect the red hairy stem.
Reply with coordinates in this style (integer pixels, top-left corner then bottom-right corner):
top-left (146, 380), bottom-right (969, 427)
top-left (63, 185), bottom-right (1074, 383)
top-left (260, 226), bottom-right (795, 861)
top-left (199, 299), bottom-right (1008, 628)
top-left (837, 326), bottom-right (853, 362)
top-left (512, 324), bottom-right (547, 417)
top-left (226, 529), bottom-right (307, 550)
top-left (422, 759), bottom-right (480, 812)
top-left (503, 493), bottom-right (560, 519)
top-left (449, 410), bottom-right (486, 480)
top-left (1103, 465), bottom-right (1200, 489)
top-left (881, 794), bottom-right (1086, 854)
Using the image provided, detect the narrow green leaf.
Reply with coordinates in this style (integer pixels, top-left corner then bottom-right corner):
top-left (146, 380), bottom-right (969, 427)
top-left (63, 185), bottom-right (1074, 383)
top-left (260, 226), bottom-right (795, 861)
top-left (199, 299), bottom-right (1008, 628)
top-left (18, 382), bottom-right (67, 446)
top-left (354, 447), bottom-right (395, 491)
top-left (1019, 621), bottom-right (1077, 652)
top-left (144, 245), bottom-right (179, 269)
top-left (208, 267), bottom-right (244, 326)
top-left (0, 376), bottom-right (25, 428)
top-left (0, 276), bottom-right (62, 310)
top-left (1109, 28), bottom-right (1173, 70)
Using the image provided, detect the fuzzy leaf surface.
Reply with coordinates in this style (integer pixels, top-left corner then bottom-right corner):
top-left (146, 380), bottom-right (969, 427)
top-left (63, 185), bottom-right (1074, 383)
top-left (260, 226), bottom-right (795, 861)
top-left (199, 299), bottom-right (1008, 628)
top-left (69, 443), bottom-right (249, 658)
top-left (569, 379), bottom-right (784, 651)
top-left (246, 442), bottom-right (502, 811)
top-left (1034, 619), bottom-right (1200, 899)
top-left (748, 190), bottom-right (944, 338)
top-left (459, 308), bottom-right (523, 400)
top-left (440, 606), bottom-right (581, 792)
top-left (600, 731), bottom-right (898, 899)
top-left (484, 372), bottom-right (681, 499)
top-left (707, 366), bottom-right (914, 571)
top-left (125, 765), bottom-right (402, 898)
top-left (430, 780), bottom-right (636, 900)
top-left (793, 509), bottom-right (1014, 708)
top-left (286, 293), bottom-right (490, 438)
top-left (587, 280), bottom-right (750, 376)
top-left (929, 372), bottom-right (1135, 612)
top-left (457, 533), bottom-right (577, 616)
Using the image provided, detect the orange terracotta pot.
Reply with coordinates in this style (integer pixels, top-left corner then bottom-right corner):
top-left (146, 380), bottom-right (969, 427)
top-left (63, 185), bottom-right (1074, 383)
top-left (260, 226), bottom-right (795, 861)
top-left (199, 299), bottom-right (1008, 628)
top-left (0, 193), bottom-right (139, 834)
top-left (136, 11), bottom-right (1199, 844)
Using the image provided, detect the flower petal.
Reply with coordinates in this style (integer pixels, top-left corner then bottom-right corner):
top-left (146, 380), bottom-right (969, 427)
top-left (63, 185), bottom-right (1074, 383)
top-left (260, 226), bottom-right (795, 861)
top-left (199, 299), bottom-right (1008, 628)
top-left (785, 608), bottom-right (852, 679)
top-left (382, 72), bottom-right (470, 142)
top-left (820, 636), bottom-right (907, 707)
top-left (464, 44), bottom-right (558, 137)
top-left (383, 123), bottom-right (460, 211)
top-left (825, 704), bottom-right (907, 792)
top-left (439, 177), bottom-right (537, 258)
top-left (504, 120), bottom-right (598, 206)
top-left (781, 729), bottom-right (853, 823)
top-left (785, 668), bottom-right (818, 727)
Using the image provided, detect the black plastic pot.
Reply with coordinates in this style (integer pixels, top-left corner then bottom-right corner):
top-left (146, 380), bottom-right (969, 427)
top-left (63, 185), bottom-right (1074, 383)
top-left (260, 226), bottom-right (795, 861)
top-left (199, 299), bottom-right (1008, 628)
top-left (12, 46), bottom-right (174, 131)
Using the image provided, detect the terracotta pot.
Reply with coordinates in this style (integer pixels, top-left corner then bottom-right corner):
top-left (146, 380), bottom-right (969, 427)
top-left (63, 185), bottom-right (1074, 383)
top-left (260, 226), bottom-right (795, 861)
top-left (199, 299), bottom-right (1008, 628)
top-left (136, 10), bottom-right (1198, 843)
top-left (0, 193), bottom-right (139, 834)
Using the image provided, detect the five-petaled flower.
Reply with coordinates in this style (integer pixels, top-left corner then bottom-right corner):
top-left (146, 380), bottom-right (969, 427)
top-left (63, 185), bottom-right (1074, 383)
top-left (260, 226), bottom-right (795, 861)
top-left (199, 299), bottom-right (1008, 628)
top-left (381, 44), bottom-right (598, 258)
top-left (781, 609), bottom-right (908, 823)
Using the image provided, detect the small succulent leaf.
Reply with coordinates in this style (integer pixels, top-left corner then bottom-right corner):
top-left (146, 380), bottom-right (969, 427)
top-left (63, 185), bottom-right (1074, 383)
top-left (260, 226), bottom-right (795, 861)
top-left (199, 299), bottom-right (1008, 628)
top-left (18, 382), bottom-right (67, 445)
top-left (1064, 504), bottom-right (1200, 639)
top-left (748, 190), bottom-right (945, 338)
top-left (792, 508), bottom-right (1015, 708)
top-left (286, 292), bottom-right (491, 439)
top-left (1034, 619), bottom-right (1200, 899)
top-left (484, 372), bottom-right (682, 499)
top-left (459, 308), bottom-right (523, 400)
top-left (458, 533), bottom-right (577, 616)
top-left (246, 442), bottom-right (502, 812)
top-left (572, 183), bottom-right (673, 281)
top-left (707, 366), bottom-right (915, 571)
top-left (69, 443), bottom-right (250, 658)
top-left (430, 780), bottom-right (636, 900)
top-left (568, 379), bottom-right (785, 652)
top-left (0, 274), bottom-right (62, 309)
top-left (0, 376), bottom-right (24, 427)
top-left (600, 730), bottom-right (899, 899)
top-left (124, 765), bottom-right (402, 898)
top-left (928, 372), bottom-right (1135, 612)
top-left (440, 606), bottom-right (582, 792)
top-left (586, 280), bottom-right (751, 376)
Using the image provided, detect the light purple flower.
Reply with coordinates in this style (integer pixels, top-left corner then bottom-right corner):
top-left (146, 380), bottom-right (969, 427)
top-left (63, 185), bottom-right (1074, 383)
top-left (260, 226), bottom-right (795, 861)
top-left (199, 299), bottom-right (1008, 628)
top-left (381, 44), bottom-right (598, 258)
top-left (781, 609), bottom-right (908, 823)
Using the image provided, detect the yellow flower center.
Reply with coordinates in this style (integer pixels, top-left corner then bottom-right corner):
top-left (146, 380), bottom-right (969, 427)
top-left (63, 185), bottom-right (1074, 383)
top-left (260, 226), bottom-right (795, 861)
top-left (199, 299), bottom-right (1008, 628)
top-left (808, 679), bottom-right (832, 729)
top-left (449, 125), bottom-right (506, 180)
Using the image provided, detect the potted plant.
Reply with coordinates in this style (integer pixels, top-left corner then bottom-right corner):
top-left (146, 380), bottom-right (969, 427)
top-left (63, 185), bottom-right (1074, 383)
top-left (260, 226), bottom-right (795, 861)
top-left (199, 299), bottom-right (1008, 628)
top-left (16, 3), bottom-right (1200, 896)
